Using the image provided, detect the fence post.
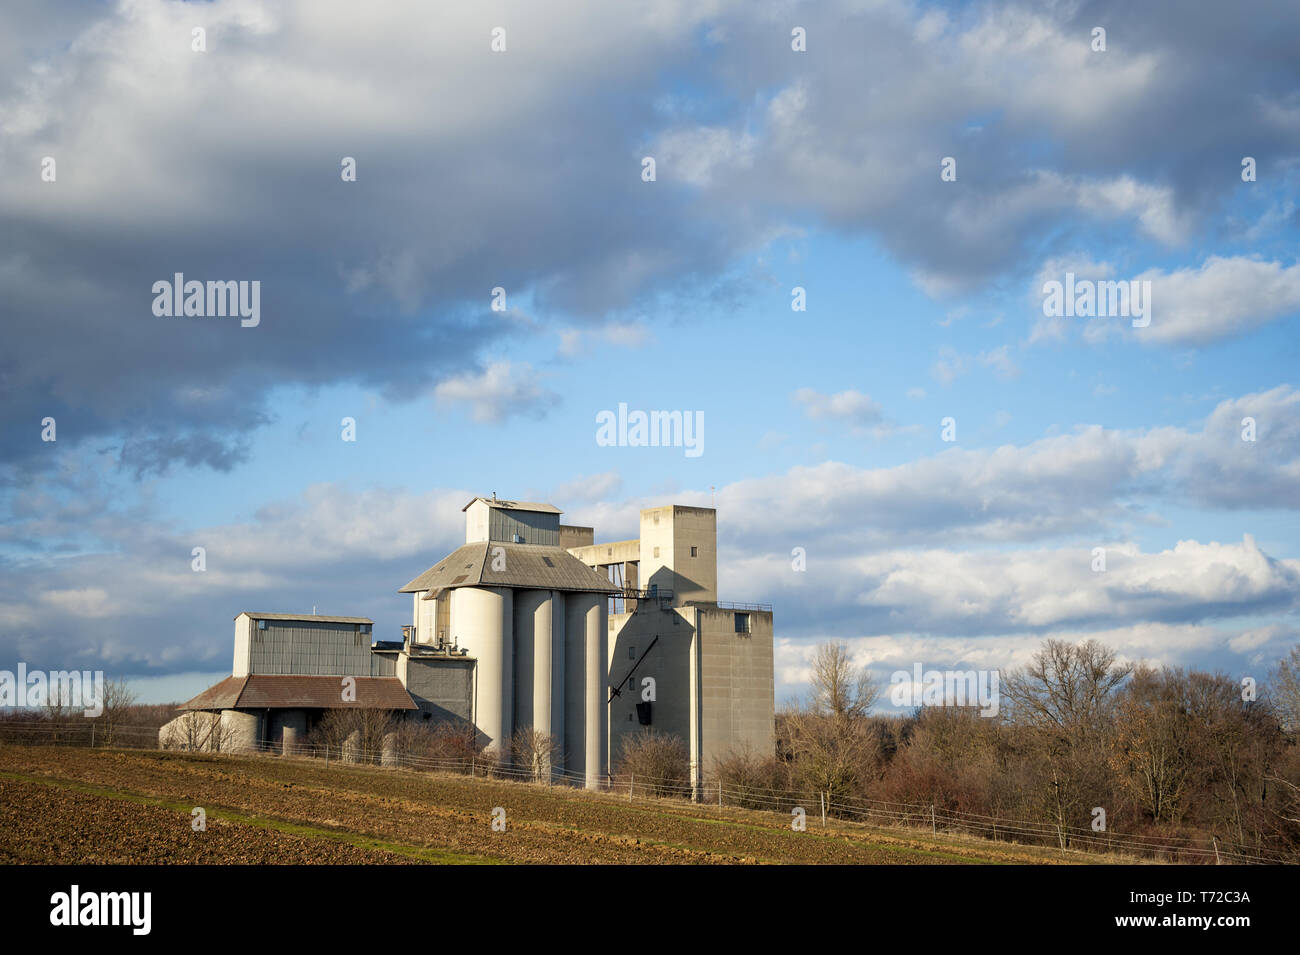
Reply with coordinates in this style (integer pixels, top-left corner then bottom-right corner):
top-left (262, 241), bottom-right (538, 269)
top-left (931, 805), bottom-right (936, 835)
top-left (718, 781), bottom-right (722, 808)
top-left (629, 774), bottom-right (634, 801)
top-left (821, 792), bottom-right (826, 827)
top-left (1213, 837), bottom-right (1221, 865)
top-left (90, 723), bottom-right (95, 749)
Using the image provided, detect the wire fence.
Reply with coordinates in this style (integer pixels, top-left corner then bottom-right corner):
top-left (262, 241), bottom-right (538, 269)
top-left (0, 718), bottom-right (1292, 865)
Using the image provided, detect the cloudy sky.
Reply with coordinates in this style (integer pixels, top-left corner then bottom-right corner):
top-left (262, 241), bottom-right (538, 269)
top-left (2, 0), bottom-right (1298, 706)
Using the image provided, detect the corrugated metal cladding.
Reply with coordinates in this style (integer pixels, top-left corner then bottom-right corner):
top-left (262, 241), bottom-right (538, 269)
top-left (249, 620), bottom-right (372, 676)
top-left (489, 507), bottom-right (560, 546)
top-left (370, 651), bottom-right (398, 677)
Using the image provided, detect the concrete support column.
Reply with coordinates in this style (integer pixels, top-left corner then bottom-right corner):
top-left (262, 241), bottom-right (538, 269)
top-left (381, 731), bottom-right (399, 767)
top-left (278, 709), bottom-right (306, 756)
top-left (688, 609), bottom-right (702, 800)
top-left (343, 729), bottom-right (361, 763)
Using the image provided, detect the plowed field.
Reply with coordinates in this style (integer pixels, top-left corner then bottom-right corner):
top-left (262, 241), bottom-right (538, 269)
top-left (0, 746), bottom-right (1099, 865)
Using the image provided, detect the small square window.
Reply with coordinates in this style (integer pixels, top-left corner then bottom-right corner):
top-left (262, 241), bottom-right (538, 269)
top-left (690, 546), bottom-right (698, 557)
top-left (629, 645), bottom-right (636, 660)
top-left (734, 612), bottom-right (750, 634)
top-left (653, 546), bottom-right (660, 558)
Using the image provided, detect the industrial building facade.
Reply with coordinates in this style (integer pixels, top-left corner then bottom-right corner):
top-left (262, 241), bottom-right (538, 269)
top-left (162, 497), bottom-right (775, 793)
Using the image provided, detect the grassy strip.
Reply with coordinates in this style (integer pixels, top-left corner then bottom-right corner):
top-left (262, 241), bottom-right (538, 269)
top-left (0, 769), bottom-right (498, 865)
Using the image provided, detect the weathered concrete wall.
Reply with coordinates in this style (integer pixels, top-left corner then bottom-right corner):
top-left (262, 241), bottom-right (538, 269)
top-left (607, 606), bottom-right (695, 769)
top-left (697, 606), bottom-right (775, 763)
top-left (232, 615), bottom-right (253, 676)
top-left (158, 711), bottom-right (223, 751)
top-left (638, 506), bottom-right (717, 606)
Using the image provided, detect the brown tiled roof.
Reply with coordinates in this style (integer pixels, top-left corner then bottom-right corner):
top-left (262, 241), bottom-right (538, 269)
top-left (181, 675), bottom-right (247, 710)
top-left (180, 675), bottom-right (415, 711)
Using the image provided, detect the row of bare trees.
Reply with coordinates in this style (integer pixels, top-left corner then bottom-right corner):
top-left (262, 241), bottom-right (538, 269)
top-left (707, 638), bottom-right (1300, 860)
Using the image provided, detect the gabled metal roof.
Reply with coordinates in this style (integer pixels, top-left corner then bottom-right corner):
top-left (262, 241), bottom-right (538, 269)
top-left (235, 612), bottom-right (373, 624)
top-left (399, 542), bottom-right (617, 594)
top-left (461, 497), bottom-right (562, 514)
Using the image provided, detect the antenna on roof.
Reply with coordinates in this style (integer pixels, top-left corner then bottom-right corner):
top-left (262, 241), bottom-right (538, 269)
top-left (312, 605), bottom-right (317, 615)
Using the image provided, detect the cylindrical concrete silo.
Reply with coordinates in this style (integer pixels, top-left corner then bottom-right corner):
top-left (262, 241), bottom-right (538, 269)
top-left (563, 596), bottom-right (589, 781)
top-left (537, 591), bottom-right (564, 778)
top-left (454, 586), bottom-right (514, 758)
top-left (513, 589), bottom-right (565, 780)
top-left (274, 709), bottom-right (306, 756)
top-left (565, 592), bottom-right (607, 790)
top-left (513, 590), bottom-right (544, 737)
top-left (220, 709), bottom-right (259, 753)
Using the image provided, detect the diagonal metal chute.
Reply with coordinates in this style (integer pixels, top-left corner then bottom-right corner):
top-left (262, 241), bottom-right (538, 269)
top-left (608, 634), bottom-right (660, 703)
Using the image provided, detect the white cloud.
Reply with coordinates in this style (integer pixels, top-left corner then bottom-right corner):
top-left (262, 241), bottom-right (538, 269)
top-left (433, 361), bottom-right (558, 423)
top-left (792, 388), bottom-right (883, 427)
top-left (1137, 256), bottom-right (1300, 345)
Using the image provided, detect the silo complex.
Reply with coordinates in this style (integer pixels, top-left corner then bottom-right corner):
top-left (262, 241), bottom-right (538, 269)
top-left (400, 498), bottom-right (616, 789)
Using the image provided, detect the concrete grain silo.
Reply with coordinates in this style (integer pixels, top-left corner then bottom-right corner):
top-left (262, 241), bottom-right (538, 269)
top-left (400, 498), bottom-right (617, 789)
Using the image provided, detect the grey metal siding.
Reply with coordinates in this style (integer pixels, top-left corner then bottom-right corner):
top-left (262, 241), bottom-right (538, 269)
top-left (370, 651), bottom-right (398, 677)
top-left (248, 621), bottom-right (372, 676)
top-left (489, 508), bottom-right (560, 546)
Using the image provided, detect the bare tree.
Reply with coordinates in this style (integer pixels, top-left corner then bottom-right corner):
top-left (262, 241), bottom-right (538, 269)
top-left (809, 641), bottom-right (879, 719)
top-left (1002, 639), bottom-right (1131, 843)
top-left (510, 727), bottom-right (559, 782)
top-left (98, 677), bottom-right (137, 747)
top-left (160, 711), bottom-right (225, 751)
top-left (1272, 644), bottom-right (1300, 738)
top-left (310, 707), bottom-right (396, 762)
top-left (617, 729), bottom-right (689, 797)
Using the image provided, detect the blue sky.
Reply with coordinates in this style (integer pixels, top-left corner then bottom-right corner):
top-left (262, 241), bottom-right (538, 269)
top-left (1, 0), bottom-right (1298, 707)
